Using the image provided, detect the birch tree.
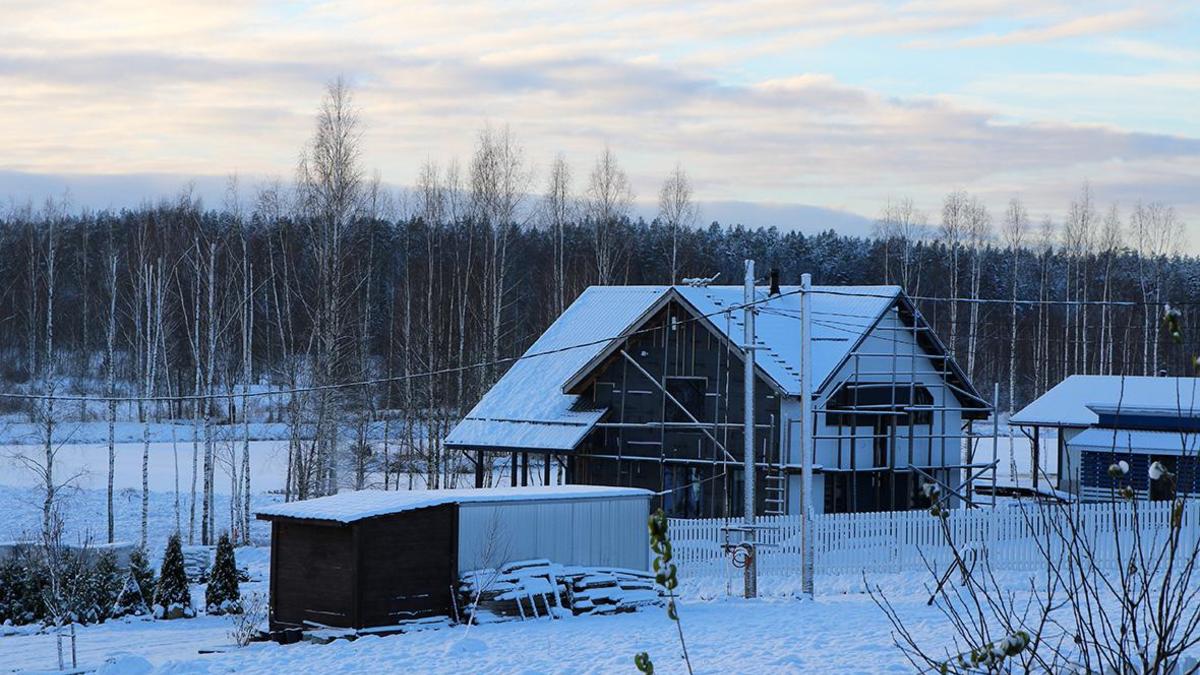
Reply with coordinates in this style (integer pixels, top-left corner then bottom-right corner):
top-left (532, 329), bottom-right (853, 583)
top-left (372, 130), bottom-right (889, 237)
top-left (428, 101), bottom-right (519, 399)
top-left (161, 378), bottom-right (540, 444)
top-left (876, 197), bottom-right (925, 293)
top-left (657, 163), bottom-right (698, 284)
top-left (940, 191), bottom-right (968, 357)
top-left (297, 76), bottom-right (365, 496)
top-left (1097, 204), bottom-right (1122, 375)
top-left (542, 154), bottom-right (573, 316)
top-left (1002, 198), bottom-right (1027, 412)
top-left (586, 146), bottom-right (633, 285)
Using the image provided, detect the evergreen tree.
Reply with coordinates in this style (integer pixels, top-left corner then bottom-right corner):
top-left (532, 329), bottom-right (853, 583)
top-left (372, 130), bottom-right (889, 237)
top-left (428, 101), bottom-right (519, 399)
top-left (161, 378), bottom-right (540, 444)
top-left (128, 547), bottom-right (155, 606)
top-left (154, 533), bottom-right (193, 619)
top-left (88, 549), bottom-right (123, 623)
top-left (110, 570), bottom-right (150, 618)
top-left (205, 533), bottom-right (242, 615)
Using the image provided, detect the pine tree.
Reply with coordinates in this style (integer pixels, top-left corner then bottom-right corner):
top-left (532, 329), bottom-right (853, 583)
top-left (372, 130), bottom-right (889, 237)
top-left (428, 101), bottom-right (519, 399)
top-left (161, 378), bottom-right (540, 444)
top-left (154, 533), bottom-right (194, 619)
top-left (205, 532), bottom-right (242, 615)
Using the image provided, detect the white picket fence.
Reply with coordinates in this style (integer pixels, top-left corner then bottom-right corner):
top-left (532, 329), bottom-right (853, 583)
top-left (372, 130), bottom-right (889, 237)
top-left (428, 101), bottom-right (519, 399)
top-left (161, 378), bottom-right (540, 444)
top-left (669, 500), bottom-right (1200, 580)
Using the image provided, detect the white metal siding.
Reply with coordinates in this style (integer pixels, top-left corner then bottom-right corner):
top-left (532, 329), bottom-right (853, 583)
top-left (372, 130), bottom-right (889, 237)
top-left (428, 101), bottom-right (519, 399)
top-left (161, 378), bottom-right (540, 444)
top-left (456, 496), bottom-right (650, 573)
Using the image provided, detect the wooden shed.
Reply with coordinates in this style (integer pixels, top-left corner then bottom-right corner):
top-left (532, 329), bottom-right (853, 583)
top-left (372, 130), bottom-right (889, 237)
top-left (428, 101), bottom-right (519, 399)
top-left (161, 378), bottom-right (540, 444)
top-left (256, 485), bottom-right (651, 631)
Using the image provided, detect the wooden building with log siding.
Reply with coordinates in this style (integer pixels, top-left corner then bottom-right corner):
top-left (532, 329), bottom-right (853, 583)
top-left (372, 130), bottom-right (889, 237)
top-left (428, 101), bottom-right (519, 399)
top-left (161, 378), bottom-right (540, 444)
top-left (446, 283), bottom-right (992, 518)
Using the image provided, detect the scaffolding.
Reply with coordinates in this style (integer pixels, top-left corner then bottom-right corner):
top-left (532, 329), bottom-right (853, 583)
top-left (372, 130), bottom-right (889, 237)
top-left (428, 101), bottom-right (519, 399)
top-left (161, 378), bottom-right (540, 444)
top-left (808, 297), bottom-right (996, 512)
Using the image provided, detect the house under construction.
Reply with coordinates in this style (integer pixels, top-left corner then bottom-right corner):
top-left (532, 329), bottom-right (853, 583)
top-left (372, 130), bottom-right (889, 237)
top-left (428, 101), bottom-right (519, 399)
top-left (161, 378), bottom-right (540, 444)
top-left (445, 281), bottom-right (993, 517)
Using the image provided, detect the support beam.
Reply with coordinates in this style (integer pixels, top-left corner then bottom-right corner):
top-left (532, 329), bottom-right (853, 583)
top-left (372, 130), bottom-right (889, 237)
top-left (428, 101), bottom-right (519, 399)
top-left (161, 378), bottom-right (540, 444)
top-left (521, 451), bottom-right (530, 486)
top-left (619, 350), bottom-right (738, 463)
top-left (475, 450), bottom-right (484, 488)
top-left (510, 452), bottom-right (518, 487)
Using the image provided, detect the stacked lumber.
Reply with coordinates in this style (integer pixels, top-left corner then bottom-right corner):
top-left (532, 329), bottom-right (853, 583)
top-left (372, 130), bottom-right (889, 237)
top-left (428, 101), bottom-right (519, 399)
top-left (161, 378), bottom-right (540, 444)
top-left (457, 560), bottom-right (662, 624)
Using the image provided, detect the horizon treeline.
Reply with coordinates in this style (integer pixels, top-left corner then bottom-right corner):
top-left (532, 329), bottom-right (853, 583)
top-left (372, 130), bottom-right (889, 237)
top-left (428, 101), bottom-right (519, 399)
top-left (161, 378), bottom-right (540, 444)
top-left (2, 80), bottom-right (1196, 542)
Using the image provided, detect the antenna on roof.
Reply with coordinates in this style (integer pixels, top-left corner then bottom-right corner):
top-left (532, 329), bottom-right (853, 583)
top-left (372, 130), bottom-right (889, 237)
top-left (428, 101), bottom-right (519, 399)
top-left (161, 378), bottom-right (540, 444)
top-left (681, 272), bottom-right (720, 287)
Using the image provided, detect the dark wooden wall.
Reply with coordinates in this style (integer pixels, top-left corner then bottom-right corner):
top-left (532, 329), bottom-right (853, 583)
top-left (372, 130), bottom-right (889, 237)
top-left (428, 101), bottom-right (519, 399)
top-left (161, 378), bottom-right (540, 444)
top-left (575, 301), bottom-right (782, 518)
top-left (270, 520), bottom-right (356, 629)
top-left (356, 504), bottom-right (457, 627)
top-left (268, 504), bottom-right (458, 630)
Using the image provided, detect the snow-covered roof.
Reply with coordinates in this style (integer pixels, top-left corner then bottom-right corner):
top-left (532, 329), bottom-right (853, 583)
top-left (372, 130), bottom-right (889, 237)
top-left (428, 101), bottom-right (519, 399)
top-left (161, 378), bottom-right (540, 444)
top-left (447, 283), bottom-right (981, 452)
top-left (1069, 427), bottom-right (1200, 455)
top-left (255, 485), bottom-right (652, 523)
top-left (1011, 375), bottom-right (1200, 427)
top-left (672, 284), bottom-right (900, 395)
top-left (444, 286), bottom-right (670, 452)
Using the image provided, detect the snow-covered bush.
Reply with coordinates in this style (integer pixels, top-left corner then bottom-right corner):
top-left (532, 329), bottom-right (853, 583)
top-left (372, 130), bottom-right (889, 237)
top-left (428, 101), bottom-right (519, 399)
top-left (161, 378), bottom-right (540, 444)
top-left (0, 553), bottom-right (46, 625)
top-left (205, 533), bottom-right (241, 615)
top-left (153, 534), bottom-right (194, 619)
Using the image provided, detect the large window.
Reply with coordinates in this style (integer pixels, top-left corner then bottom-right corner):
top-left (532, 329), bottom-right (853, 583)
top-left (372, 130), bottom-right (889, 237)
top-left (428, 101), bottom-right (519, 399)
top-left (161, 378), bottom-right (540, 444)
top-left (825, 383), bottom-right (934, 427)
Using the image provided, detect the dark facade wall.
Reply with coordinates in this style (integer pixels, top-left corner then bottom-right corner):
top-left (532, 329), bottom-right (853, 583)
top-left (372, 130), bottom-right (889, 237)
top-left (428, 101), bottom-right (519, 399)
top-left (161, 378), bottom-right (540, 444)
top-left (270, 520), bottom-right (356, 629)
top-left (575, 301), bottom-right (782, 518)
top-left (356, 504), bottom-right (457, 627)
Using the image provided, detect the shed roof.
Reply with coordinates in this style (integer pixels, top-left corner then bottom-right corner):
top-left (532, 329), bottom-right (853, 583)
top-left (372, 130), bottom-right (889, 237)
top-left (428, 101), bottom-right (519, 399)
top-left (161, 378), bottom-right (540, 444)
top-left (256, 485), bottom-right (652, 524)
top-left (1011, 375), bottom-right (1200, 427)
top-left (1069, 427), bottom-right (1200, 455)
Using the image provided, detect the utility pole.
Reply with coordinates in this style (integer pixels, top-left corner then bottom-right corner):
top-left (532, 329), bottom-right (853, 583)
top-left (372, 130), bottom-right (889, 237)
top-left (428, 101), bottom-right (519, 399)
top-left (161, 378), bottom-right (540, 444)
top-left (800, 272), bottom-right (815, 597)
top-left (743, 259), bottom-right (757, 598)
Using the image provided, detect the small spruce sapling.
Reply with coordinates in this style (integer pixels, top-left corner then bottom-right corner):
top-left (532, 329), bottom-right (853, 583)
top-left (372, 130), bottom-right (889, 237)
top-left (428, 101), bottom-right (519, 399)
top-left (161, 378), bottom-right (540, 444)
top-left (127, 547), bottom-right (155, 607)
top-left (154, 533), bottom-right (194, 619)
top-left (110, 570), bottom-right (150, 618)
top-left (205, 533), bottom-right (242, 615)
top-left (635, 509), bottom-right (693, 675)
top-left (90, 550), bottom-right (122, 622)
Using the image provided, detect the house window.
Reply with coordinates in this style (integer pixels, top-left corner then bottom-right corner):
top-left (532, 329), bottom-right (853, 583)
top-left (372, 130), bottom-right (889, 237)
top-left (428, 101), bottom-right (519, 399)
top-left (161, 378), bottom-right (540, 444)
top-left (662, 465), bottom-right (702, 517)
top-left (665, 376), bottom-right (708, 423)
top-left (825, 384), bottom-right (934, 427)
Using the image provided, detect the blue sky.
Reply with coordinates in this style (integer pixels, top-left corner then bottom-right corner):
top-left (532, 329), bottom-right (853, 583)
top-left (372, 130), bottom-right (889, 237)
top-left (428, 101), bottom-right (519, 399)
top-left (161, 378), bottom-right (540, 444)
top-left (2, 0), bottom-right (1198, 238)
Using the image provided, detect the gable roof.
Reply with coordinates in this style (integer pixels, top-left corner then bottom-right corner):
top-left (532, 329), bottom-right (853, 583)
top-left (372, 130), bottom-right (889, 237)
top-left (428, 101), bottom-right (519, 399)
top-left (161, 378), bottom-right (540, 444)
top-left (446, 283), bottom-right (986, 453)
top-left (256, 485), bottom-right (651, 524)
top-left (1011, 375), bottom-right (1200, 427)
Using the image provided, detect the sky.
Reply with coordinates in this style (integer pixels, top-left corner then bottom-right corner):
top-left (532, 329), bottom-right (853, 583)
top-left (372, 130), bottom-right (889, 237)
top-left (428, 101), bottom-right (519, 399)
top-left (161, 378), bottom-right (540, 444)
top-left (2, 0), bottom-right (1198, 240)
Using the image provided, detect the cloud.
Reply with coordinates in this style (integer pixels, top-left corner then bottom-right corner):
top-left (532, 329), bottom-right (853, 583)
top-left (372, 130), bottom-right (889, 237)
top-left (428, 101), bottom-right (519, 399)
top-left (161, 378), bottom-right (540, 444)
top-left (909, 8), bottom-right (1154, 48)
top-left (0, 0), bottom-right (1196, 238)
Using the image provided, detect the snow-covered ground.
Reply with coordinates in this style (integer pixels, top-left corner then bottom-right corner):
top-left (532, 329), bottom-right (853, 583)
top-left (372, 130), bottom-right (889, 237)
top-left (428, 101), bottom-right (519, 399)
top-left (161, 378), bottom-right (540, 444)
top-left (3, 585), bottom-right (958, 674)
top-left (0, 429), bottom-right (1069, 673)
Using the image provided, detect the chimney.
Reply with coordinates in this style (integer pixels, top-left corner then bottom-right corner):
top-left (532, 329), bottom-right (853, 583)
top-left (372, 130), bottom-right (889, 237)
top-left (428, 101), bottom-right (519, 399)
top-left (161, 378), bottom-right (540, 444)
top-left (768, 268), bottom-right (781, 296)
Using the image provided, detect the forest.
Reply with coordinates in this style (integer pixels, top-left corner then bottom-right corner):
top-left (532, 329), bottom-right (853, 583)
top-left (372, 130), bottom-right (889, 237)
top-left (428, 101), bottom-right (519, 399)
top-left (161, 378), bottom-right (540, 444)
top-left (1, 80), bottom-right (1195, 546)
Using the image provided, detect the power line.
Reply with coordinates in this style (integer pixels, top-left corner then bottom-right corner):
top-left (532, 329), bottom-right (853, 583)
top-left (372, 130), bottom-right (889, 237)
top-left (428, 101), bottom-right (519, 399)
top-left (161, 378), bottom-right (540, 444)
top-left (0, 286), bottom-right (808, 404)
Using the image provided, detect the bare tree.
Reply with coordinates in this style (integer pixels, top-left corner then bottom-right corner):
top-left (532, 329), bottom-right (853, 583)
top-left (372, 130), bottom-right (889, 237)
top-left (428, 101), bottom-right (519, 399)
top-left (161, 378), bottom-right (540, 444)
top-left (542, 154), bottom-right (574, 316)
top-left (965, 197), bottom-right (991, 380)
top-left (1003, 198), bottom-right (1027, 413)
top-left (586, 146), bottom-right (634, 285)
top-left (657, 163), bottom-right (699, 284)
top-left (875, 197), bottom-right (926, 293)
top-left (940, 191), bottom-right (968, 357)
top-left (104, 226), bottom-right (118, 544)
top-left (296, 76), bottom-right (366, 496)
top-left (1131, 201), bottom-right (1185, 375)
top-left (470, 125), bottom-right (529, 391)
top-left (1097, 204), bottom-right (1123, 375)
